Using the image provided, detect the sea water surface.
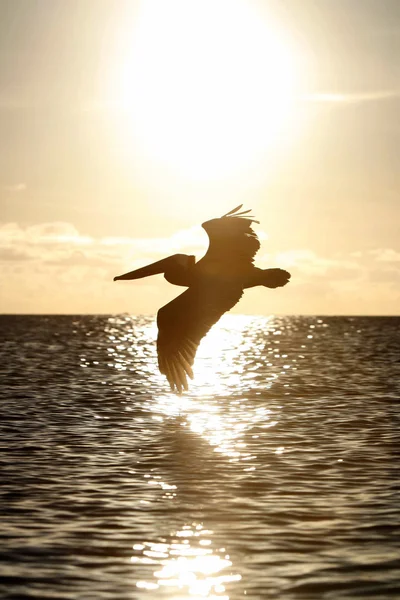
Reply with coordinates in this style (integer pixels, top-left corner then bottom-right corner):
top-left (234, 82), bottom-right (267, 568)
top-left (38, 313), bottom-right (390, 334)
top-left (1, 315), bottom-right (399, 599)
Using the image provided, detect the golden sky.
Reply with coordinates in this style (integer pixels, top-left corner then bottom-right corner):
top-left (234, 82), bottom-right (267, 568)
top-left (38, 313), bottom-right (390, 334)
top-left (0, 0), bottom-right (399, 314)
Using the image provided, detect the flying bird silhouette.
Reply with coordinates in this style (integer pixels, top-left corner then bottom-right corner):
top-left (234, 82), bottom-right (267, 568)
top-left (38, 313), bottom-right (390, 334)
top-left (114, 205), bottom-right (290, 393)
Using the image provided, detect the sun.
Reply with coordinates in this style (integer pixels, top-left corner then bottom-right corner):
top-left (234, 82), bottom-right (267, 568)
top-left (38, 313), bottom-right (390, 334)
top-left (109, 0), bottom-right (303, 181)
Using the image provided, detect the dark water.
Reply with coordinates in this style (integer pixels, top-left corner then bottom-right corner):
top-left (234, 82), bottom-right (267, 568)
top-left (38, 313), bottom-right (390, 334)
top-left (1, 315), bottom-right (399, 600)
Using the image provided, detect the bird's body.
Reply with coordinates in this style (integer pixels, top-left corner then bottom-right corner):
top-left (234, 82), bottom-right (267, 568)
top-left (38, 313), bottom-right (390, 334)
top-left (114, 205), bottom-right (290, 392)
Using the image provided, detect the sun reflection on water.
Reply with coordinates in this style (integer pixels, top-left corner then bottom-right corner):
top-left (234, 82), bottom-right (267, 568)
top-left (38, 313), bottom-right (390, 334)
top-left (132, 523), bottom-right (241, 598)
top-left (148, 315), bottom-right (283, 462)
top-left (192, 315), bottom-right (274, 394)
top-left (104, 314), bottom-right (287, 463)
top-left (103, 314), bottom-right (294, 596)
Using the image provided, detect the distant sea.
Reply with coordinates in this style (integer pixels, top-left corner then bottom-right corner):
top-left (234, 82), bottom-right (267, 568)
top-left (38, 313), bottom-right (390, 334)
top-left (1, 315), bottom-right (399, 600)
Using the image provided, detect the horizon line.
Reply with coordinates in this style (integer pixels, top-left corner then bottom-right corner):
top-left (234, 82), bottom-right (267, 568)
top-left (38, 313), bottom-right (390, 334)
top-left (0, 312), bottom-right (399, 318)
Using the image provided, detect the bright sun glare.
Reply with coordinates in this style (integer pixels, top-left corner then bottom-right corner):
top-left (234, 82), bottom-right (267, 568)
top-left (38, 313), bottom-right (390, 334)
top-left (110, 0), bottom-right (302, 181)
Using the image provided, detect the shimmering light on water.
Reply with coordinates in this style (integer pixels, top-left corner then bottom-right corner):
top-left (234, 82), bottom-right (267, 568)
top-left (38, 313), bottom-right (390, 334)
top-left (1, 315), bottom-right (399, 599)
top-left (107, 315), bottom-right (285, 463)
top-left (133, 523), bottom-right (240, 598)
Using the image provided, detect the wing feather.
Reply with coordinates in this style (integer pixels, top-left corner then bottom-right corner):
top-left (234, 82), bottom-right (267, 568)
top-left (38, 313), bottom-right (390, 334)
top-left (202, 207), bottom-right (261, 266)
top-left (222, 204), bottom-right (244, 217)
top-left (157, 283), bottom-right (243, 393)
top-left (178, 351), bottom-right (194, 379)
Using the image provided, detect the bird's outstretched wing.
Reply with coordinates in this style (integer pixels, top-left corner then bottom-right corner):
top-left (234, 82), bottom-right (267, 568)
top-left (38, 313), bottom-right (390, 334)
top-left (201, 204), bottom-right (261, 265)
top-left (157, 282), bottom-right (243, 393)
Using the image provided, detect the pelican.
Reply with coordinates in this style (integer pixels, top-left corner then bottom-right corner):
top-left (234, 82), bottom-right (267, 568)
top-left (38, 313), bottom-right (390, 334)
top-left (114, 205), bottom-right (290, 393)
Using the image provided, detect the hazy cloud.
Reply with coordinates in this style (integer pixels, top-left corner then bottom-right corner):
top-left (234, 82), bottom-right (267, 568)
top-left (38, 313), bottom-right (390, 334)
top-left (3, 183), bottom-right (27, 192)
top-left (0, 221), bottom-right (399, 314)
top-left (0, 222), bottom-right (92, 251)
top-left (268, 249), bottom-right (360, 278)
top-left (0, 222), bottom-right (208, 271)
top-left (2, 221), bottom-right (399, 280)
top-left (0, 247), bottom-right (34, 261)
top-left (100, 225), bottom-right (207, 256)
top-left (369, 248), bottom-right (400, 263)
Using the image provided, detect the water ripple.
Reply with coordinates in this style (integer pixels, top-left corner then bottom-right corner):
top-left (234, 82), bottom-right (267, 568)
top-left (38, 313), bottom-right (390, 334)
top-left (1, 315), bottom-right (399, 599)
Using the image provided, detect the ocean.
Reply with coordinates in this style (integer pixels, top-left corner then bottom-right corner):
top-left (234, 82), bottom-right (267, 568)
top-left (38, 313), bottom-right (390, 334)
top-left (1, 314), bottom-right (399, 599)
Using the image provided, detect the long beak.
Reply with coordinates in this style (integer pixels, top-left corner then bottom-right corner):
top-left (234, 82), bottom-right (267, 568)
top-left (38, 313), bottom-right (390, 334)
top-left (113, 256), bottom-right (172, 281)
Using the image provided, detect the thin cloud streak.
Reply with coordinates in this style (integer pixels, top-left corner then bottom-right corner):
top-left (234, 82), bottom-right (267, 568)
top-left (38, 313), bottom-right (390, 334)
top-left (303, 90), bottom-right (400, 104)
top-left (3, 183), bottom-right (27, 192)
